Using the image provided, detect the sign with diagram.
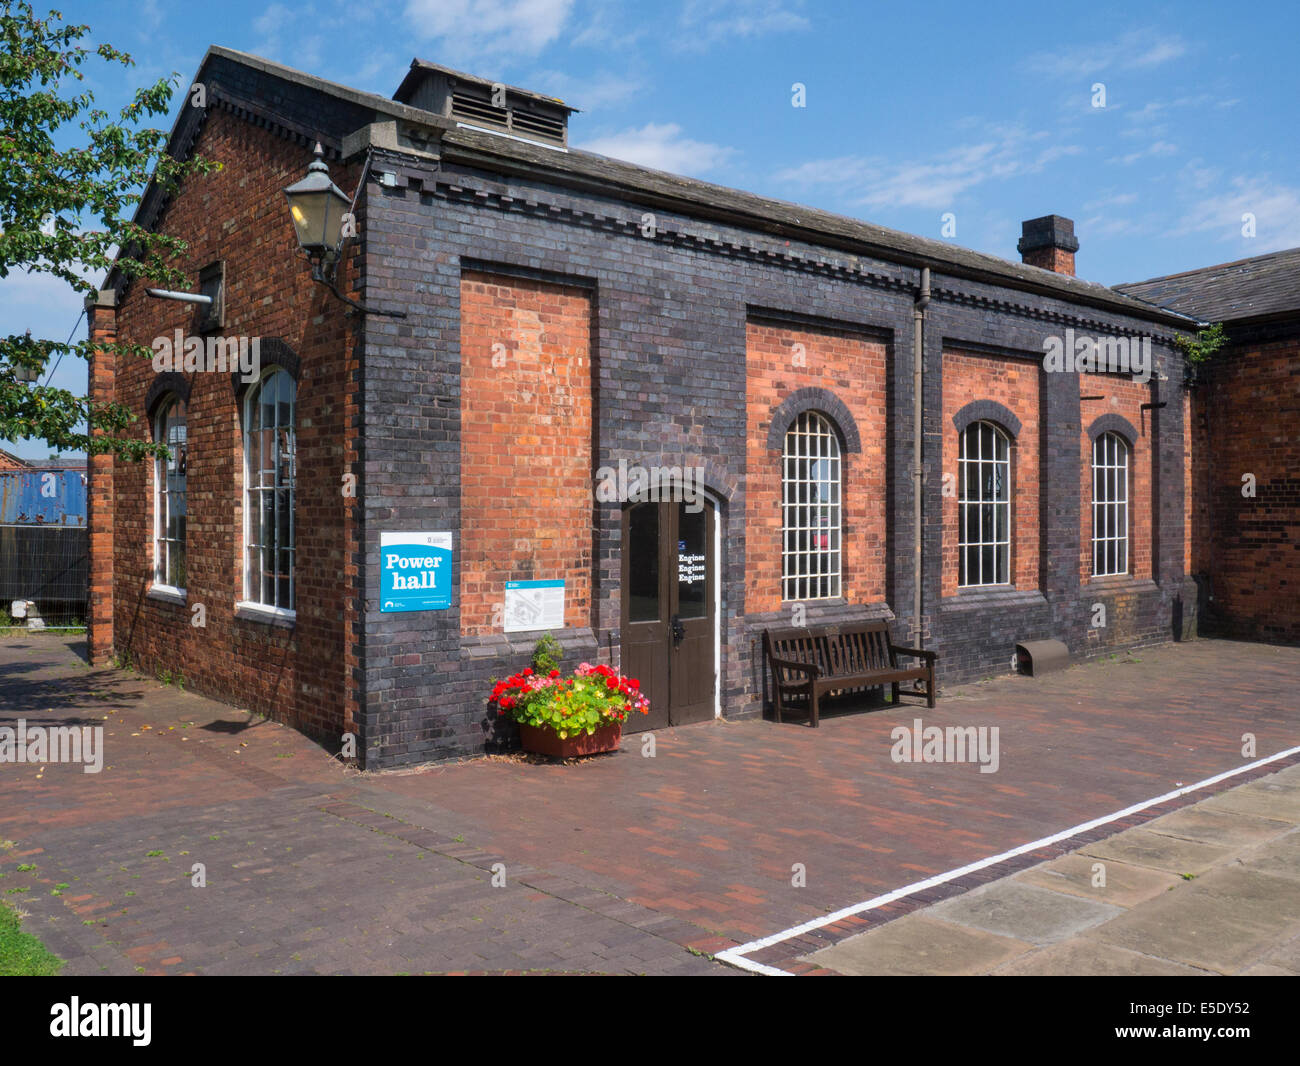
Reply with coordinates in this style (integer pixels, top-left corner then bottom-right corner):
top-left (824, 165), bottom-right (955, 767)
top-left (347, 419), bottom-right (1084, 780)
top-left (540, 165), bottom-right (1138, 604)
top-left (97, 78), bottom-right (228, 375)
top-left (504, 579), bottom-right (565, 633)
top-left (380, 532), bottom-right (452, 612)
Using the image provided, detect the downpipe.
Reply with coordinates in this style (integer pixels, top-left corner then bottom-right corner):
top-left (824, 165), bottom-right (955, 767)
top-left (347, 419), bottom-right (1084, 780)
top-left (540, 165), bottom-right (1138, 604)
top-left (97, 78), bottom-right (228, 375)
top-left (913, 267), bottom-right (931, 647)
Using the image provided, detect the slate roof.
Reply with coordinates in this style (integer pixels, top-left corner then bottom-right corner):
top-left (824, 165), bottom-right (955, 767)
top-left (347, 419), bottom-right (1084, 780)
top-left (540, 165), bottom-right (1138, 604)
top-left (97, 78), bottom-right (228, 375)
top-left (114, 45), bottom-right (1197, 328)
top-left (1114, 247), bottom-right (1300, 323)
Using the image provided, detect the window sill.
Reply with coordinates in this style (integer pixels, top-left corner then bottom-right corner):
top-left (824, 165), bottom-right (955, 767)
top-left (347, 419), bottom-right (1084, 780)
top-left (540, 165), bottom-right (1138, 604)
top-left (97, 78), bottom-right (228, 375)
top-left (1083, 575), bottom-right (1158, 594)
top-left (146, 584), bottom-right (187, 606)
top-left (941, 586), bottom-right (1047, 611)
top-left (234, 601), bottom-right (296, 628)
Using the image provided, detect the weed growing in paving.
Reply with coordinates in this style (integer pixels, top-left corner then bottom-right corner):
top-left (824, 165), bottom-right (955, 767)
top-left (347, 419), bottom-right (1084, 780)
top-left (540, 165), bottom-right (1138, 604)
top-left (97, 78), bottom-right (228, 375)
top-left (0, 903), bottom-right (63, 976)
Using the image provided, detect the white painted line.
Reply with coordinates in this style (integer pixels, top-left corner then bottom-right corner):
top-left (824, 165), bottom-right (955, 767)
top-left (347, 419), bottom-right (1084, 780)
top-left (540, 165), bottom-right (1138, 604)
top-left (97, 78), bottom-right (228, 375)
top-left (716, 744), bottom-right (1300, 975)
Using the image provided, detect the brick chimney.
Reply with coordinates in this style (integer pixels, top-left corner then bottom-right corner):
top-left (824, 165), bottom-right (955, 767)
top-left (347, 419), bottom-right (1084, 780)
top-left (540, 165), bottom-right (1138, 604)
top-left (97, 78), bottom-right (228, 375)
top-left (1017, 214), bottom-right (1079, 276)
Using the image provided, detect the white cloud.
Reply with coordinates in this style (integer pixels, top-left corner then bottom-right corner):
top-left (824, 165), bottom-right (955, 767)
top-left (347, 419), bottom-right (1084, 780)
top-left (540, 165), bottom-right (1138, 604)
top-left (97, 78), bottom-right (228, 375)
top-left (773, 126), bottom-right (1081, 211)
top-left (403, 0), bottom-right (576, 61)
top-left (1177, 175), bottom-right (1300, 251)
top-left (578, 122), bottom-right (735, 176)
top-left (529, 68), bottom-right (645, 111)
top-left (676, 0), bottom-right (809, 50)
top-left (1108, 140), bottom-right (1178, 165)
top-left (1026, 28), bottom-right (1189, 79)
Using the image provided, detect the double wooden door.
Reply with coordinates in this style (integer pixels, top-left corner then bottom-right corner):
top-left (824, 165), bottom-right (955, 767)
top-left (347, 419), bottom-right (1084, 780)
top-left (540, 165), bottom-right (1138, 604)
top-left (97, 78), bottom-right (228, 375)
top-left (620, 500), bottom-right (716, 730)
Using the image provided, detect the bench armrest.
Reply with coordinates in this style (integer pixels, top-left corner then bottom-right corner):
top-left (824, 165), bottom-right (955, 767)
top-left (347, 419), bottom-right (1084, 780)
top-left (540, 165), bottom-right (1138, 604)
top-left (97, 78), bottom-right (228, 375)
top-left (767, 655), bottom-right (822, 680)
top-left (891, 645), bottom-right (937, 663)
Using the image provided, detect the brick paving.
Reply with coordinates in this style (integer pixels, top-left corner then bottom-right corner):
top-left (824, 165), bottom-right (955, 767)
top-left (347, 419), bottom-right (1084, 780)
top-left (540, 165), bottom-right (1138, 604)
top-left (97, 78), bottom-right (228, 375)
top-left (2, 634), bottom-right (1299, 975)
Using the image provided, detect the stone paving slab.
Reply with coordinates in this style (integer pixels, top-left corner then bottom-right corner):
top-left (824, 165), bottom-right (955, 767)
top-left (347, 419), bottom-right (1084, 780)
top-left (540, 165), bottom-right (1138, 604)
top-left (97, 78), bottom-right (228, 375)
top-left (807, 764), bottom-right (1300, 976)
top-left (4, 634), bottom-right (1300, 976)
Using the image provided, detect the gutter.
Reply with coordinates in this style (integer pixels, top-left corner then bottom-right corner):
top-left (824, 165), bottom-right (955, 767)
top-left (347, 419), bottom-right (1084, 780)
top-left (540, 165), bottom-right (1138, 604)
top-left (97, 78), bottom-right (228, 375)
top-left (913, 268), bottom-right (931, 647)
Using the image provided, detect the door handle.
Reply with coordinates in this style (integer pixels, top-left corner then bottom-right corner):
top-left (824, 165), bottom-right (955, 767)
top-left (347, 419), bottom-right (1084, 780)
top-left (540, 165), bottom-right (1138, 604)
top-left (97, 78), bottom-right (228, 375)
top-left (670, 615), bottom-right (685, 645)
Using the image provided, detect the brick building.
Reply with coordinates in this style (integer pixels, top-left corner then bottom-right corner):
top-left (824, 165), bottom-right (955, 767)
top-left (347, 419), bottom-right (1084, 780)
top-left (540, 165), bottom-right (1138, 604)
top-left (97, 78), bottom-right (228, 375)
top-left (1118, 249), bottom-right (1300, 644)
top-left (88, 46), bottom-right (1213, 768)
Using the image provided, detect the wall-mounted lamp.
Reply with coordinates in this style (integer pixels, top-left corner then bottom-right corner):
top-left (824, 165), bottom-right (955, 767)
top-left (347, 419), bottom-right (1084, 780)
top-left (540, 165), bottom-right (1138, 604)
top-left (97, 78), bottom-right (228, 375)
top-left (283, 143), bottom-right (406, 318)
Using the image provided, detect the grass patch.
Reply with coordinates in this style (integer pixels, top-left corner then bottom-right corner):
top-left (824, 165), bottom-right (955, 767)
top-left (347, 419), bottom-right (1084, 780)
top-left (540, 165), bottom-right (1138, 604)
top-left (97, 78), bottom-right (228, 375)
top-left (0, 903), bottom-right (63, 976)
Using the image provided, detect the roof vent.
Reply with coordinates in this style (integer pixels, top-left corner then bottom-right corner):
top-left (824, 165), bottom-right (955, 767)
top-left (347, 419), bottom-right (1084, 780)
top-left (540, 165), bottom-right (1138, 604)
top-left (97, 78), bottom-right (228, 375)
top-left (394, 60), bottom-right (576, 148)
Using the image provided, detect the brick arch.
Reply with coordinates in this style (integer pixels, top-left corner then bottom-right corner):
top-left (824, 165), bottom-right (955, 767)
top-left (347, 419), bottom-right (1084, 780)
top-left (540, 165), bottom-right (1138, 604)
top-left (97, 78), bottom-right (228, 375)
top-left (231, 338), bottom-right (300, 398)
top-left (764, 387), bottom-right (862, 453)
top-left (145, 372), bottom-right (191, 428)
top-left (602, 453), bottom-right (738, 505)
top-left (1086, 413), bottom-right (1139, 446)
top-left (952, 399), bottom-right (1023, 440)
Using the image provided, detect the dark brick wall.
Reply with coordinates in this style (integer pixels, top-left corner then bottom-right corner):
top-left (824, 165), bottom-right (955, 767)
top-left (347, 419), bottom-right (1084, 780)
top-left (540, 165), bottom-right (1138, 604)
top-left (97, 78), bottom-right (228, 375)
top-left (354, 140), bottom-right (1192, 768)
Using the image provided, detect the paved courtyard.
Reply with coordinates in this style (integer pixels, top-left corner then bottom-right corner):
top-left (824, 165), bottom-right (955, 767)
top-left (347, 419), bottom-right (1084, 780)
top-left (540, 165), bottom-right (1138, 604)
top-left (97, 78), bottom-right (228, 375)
top-left (2, 634), bottom-right (1298, 975)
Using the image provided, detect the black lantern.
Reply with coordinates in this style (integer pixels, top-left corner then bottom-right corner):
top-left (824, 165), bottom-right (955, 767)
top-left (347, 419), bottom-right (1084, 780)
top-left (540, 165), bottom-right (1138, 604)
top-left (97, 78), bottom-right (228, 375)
top-left (283, 143), bottom-right (351, 274)
top-left (281, 142), bottom-right (406, 318)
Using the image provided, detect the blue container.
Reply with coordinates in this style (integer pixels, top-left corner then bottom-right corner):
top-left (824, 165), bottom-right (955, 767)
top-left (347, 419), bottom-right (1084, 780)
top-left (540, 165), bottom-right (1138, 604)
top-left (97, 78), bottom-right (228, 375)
top-left (0, 470), bottom-right (87, 527)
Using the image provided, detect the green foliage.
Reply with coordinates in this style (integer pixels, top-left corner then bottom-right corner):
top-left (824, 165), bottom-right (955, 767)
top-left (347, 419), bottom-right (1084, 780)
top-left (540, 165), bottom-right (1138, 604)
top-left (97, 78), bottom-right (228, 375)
top-left (1174, 322), bottom-right (1227, 384)
top-left (530, 633), bottom-right (563, 675)
top-left (0, 2), bottom-right (219, 456)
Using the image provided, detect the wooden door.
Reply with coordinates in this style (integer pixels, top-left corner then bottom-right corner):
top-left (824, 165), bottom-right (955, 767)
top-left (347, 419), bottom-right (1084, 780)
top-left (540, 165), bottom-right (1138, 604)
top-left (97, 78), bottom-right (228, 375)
top-left (620, 500), bottom-right (716, 730)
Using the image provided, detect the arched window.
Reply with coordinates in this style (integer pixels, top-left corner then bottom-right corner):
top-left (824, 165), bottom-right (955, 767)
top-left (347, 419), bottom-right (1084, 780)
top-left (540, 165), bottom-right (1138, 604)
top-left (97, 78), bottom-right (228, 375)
top-left (782, 410), bottom-right (841, 600)
top-left (958, 420), bottom-right (1010, 587)
top-left (153, 397), bottom-right (187, 591)
top-left (243, 370), bottom-right (296, 611)
top-left (1092, 432), bottom-right (1129, 576)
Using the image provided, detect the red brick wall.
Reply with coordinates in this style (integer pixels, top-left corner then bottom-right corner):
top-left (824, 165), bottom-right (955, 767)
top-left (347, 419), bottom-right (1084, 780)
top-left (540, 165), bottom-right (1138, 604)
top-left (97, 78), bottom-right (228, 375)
top-left (1193, 335), bottom-right (1300, 641)
top-left (459, 271), bottom-right (593, 636)
top-left (1022, 247), bottom-right (1076, 276)
top-left (87, 295), bottom-right (116, 665)
top-left (1079, 376), bottom-right (1154, 583)
top-left (109, 107), bottom-right (358, 742)
top-left (745, 321), bottom-right (887, 614)
top-left (940, 350), bottom-right (1041, 596)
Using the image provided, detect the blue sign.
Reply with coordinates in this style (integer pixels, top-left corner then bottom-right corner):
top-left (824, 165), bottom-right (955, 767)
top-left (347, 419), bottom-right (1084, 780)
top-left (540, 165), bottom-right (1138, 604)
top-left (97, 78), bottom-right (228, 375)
top-left (380, 531), bottom-right (452, 612)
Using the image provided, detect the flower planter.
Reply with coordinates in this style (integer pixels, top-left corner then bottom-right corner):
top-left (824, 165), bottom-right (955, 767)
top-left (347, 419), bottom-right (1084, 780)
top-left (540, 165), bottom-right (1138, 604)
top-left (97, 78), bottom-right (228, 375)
top-left (518, 722), bottom-right (623, 758)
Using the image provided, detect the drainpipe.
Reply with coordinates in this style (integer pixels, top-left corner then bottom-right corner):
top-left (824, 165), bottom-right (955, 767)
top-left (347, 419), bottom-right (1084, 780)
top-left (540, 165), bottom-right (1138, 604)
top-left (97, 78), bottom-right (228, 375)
top-left (912, 268), bottom-right (931, 647)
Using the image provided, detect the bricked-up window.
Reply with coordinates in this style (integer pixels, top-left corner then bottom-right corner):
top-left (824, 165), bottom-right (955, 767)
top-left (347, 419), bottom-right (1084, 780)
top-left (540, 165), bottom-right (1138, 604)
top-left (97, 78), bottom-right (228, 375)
top-left (958, 421), bottom-right (1010, 586)
top-left (782, 411), bottom-right (842, 600)
top-left (1092, 432), bottom-right (1129, 576)
top-left (243, 370), bottom-right (296, 611)
top-left (153, 398), bottom-right (187, 590)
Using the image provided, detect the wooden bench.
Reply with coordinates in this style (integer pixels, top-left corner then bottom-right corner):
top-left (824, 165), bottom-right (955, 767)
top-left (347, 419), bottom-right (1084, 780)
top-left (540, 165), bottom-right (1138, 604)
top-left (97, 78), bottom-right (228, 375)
top-left (762, 621), bottom-right (937, 727)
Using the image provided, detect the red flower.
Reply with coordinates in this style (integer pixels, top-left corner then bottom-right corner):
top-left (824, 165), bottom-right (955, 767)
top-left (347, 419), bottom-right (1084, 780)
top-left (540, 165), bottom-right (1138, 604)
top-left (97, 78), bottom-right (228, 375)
top-left (549, 669), bottom-right (560, 678)
top-left (605, 676), bottom-right (618, 690)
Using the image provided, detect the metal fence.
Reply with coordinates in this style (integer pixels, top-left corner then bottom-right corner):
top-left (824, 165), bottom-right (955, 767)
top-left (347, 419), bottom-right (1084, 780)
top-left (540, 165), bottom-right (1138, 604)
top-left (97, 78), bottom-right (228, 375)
top-left (0, 469), bottom-right (88, 628)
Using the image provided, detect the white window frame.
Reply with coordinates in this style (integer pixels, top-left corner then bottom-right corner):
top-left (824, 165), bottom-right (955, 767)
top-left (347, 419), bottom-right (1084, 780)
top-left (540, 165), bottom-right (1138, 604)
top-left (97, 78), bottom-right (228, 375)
top-left (958, 420), bottom-right (1011, 587)
top-left (240, 369), bottom-right (296, 615)
top-left (152, 397), bottom-right (187, 594)
top-left (781, 410), bottom-right (842, 601)
top-left (1092, 432), bottom-right (1130, 577)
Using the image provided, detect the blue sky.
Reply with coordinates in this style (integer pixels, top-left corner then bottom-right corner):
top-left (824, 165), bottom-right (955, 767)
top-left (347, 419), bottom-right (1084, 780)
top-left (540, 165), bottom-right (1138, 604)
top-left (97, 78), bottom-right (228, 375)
top-left (5, 0), bottom-right (1297, 458)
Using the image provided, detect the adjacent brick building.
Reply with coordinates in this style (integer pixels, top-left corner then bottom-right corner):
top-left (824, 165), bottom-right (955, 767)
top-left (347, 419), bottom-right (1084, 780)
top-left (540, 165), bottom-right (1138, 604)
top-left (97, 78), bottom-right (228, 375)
top-left (89, 46), bottom-right (1220, 768)
top-left (1118, 248), bottom-right (1300, 644)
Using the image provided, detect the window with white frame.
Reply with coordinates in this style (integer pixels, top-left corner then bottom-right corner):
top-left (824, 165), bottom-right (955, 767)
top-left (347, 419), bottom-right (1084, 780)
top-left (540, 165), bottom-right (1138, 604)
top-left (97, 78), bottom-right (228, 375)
top-left (243, 369), bottom-right (296, 611)
top-left (153, 397), bottom-right (187, 590)
top-left (1092, 432), bottom-right (1129, 576)
top-left (958, 420), bottom-right (1010, 587)
top-left (782, 410), bottom-right (842, 601)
